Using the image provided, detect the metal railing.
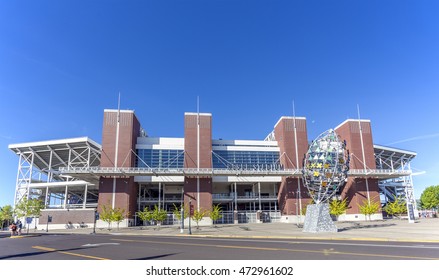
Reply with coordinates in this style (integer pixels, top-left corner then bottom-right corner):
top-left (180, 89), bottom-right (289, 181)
top-left (59, 166), bottom-right (301, 177)
top-left (349, 169), bottom-right (411, 178)
top-left (202, 194), bottom-right (279, 201)
top-left (133, 211), bottom-right (282, 226)
top-left (60, 166), bottom-right (412, 179)
top-left (214, 211), bottom-right (282, 225)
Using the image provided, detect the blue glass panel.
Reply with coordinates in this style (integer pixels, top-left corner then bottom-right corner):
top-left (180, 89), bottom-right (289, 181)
top-left (135, 149), bottom-right (184, 168)
top-left (212, 150), bottom-right (280, 168)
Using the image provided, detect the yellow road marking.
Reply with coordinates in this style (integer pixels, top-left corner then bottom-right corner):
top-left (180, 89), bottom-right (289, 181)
top-left (111, 238), bottom-right (439, 260)
top-left (32, 246), bottom-right (109, 260)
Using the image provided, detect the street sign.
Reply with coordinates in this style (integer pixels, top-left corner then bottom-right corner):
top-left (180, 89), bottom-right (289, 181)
top-left (95, 211), bottom-right (100, 220)
top-left (26, 217), bottom-right (33, 224)
top-left (190, 205), bottom-right (194, 216)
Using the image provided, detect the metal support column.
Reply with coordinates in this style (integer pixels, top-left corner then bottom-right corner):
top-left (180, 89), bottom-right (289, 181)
top-left (258, 182), bottom-right (261, 211)
top-left (64, 185), bottom-right (68, 209)
top-left (162, 183), bottom-right (166, 211)
top-left (27, 152), bottom-right (35, 199)
top-left (44, 186), bottom-right (49, 209)
top-left (83, 184), bottom-right (88, 209)
top-left (234, 183), bottom-right (238, 211)
top-left (159, 182), bottom-right (162, 209)
top-left (14, 153), bottom-right (22, 208)
top-left (48, 150), bottom-right (53, 183)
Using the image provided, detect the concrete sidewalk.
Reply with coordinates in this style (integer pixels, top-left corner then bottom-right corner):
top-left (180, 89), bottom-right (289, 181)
top-left (44, 218), bottom-right (439, 243)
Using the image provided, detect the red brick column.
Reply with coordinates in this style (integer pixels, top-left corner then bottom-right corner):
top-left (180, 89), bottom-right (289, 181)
top-left (98, 110), bottom-right (140, 218)
top-left (335, 120), bottom-right (381, 215)
top-left (184, 113), bottom-right (213, 212)
top-left (274, 117), bottom-right (310, 215)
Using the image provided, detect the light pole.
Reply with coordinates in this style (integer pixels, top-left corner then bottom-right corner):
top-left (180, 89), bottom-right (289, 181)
top-left (45, 215), bottom-right (52, 233)
top-left (92, 208), bottom-right (97, 234)
top-left (188, 199), bottom-right (192, 235)
top-left (180, 204), bottom-right (184, 234)
top-left (180, 187), bottom-right (184, 234)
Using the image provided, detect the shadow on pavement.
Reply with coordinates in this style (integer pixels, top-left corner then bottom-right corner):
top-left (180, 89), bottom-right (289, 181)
top-left (131, 253), bottom-right (179, 260)
top-left (338, 222), bottom-right (396, 232)
top-left (0, 246), bottom-right (93, 260)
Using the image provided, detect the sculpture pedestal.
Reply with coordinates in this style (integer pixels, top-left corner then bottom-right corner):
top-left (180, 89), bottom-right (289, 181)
top-left (303, 203), bottom-right (337, 233)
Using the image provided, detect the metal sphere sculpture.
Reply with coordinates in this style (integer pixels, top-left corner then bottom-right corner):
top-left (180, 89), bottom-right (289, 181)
top-left (303, 129), bottom-right (350, 204)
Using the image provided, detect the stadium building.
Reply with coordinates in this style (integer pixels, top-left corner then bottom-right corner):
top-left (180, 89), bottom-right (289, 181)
top-left (8, 108), bottom-right (417, 229)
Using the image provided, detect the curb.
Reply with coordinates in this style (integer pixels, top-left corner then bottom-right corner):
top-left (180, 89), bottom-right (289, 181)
top-left (9, 234), bottom-right (41, 239)
top-left (101, 231), bottom-right (439, 243)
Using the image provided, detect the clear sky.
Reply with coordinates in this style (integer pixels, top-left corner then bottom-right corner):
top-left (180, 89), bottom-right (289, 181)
top-left (0, 0), bottom-right (438, 207)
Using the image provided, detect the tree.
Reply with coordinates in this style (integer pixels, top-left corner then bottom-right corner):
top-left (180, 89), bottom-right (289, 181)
top-left (152, 205), bottom-right (168, 227)
top-left (15, 197), bottom-right (44, 234)
top-left (0, 205), bottom-right (14, 230)
top-left (112, 207), bottom-right (127, 230)
top-left (209, 204), bottom-right (223, 227)
top-left (137, 207), bottom-right (153, 226)
top-left (358, 199), bottom-right (381, 221)
top-left (329, 198), bottom-right (348, 220)
top-left (100, 204), bottom-right (114, 229)
top-left (191, 208), bottom-right (207, 229)
top-left (383, 196), bottom-right (407, 219)
top-left (172, 204), bottom-right (188, 227)
top-left (420, 185), bottom-right (439, 210)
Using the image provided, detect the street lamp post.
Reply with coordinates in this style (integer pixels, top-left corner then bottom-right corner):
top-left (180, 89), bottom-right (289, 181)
top-left (92, 208), bottom-right (97, 234)
top-left (188, 199), bottom-right (192, 235)
top-left (180, 187), bottom-right (184, 234)
top-left (45, 215), bottom-right (52, 233)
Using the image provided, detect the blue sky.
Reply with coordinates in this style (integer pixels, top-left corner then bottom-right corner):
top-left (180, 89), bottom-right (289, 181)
top-left (0, 0), bottom-right (438, 207)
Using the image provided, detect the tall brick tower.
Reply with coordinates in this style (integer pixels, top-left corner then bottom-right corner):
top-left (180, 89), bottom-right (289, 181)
top-left (184, 113), bottom-right (213, 214)
top-left (98, 109), bottom-right (141, 221)
top-left (274, 117), bottom-right (311, 216)
top-left (335, 119), bottom-right (382, 218)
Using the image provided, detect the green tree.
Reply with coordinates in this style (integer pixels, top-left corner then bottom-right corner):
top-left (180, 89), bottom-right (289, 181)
top-left (329, 198), bottom-right (348, 220)
top-left (172, 204), bottom-right (188, 227)
top-left (209, 204), bottom-right (223, 227)
top-left (152, 205), bottom-right (168, 227)
top-left (112, 207), bottom-right (127, 230)
top-left (100, 204), bottom-right (114, 229)
top-left (0, 205), bottom-right (14, 230)
top-left (192, 208), bottom-right (207, 229)
top-left (420, 185), bottom-right (439, 210)
top-left (383, 196), bottom-right (407, 219)
top-left (137, 207), bottom-right (153, 226)
top-left (358, 199), bottom-right (381, 221)
top-left (15, 197), bottom-right (44, 234)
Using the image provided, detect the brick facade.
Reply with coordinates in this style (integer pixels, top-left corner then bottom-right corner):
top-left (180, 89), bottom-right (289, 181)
top-left (98, 110), bottom-right (140, 218)
top-left (184, 113), bottom-right (213, 212)
top-left (274, 117), bottom-right (311, 215)
top-left (335, 120), bottom-right (381, 214)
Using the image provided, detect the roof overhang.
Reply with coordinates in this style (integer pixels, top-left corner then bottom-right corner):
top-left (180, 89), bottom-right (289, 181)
top-left (9, 137), bottom-right (101, 181)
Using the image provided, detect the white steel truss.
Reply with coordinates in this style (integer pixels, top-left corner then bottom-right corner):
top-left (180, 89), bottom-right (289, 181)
top-left (374, 145), bottom-right (418, 221)
top-left (9, 137), bottom-right (101, 209)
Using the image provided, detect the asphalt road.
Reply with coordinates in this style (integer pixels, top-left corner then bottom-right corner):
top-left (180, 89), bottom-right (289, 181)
top-left (1, 232), bottom-right (439, 260)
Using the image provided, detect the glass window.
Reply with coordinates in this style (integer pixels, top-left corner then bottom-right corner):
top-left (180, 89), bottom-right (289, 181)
top-left (212, 150), bottom-right (280, 169)
top-left (136, 149), bottom-right (184, 168)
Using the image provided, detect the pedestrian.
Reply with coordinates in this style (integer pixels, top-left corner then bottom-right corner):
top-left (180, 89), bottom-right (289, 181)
top-left (17, 220), bottom-right (22, 235)
top-left (9, 223), bottom-right (17, 237)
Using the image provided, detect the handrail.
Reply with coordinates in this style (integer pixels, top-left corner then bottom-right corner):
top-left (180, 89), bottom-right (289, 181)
top-left (59, 166), bottom-right (411, 178)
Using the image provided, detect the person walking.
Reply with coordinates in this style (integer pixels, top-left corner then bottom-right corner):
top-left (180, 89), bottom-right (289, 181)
top-left (9, 223), bottom-right (17, 237)
top-left (17, 220), bottom-right (22, 235)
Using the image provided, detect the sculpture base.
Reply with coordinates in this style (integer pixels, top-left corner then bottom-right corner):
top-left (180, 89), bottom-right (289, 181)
top-left (303, 203), bottom-right (337, 233)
